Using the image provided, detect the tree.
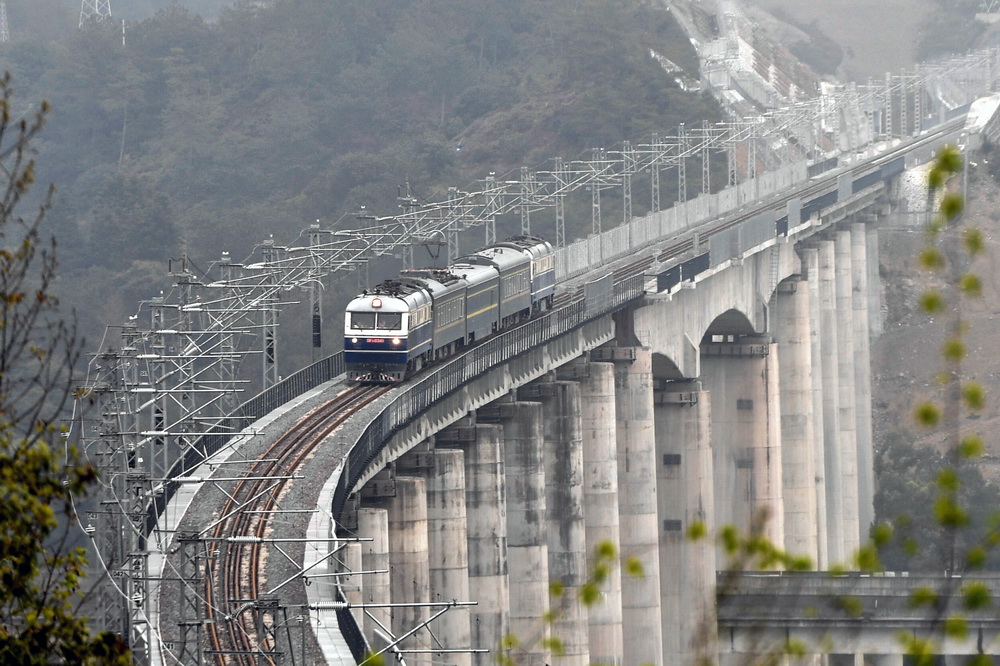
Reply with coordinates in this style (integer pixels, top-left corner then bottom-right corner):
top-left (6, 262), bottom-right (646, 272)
top-left (0, 73), bottom-right (129, 664)
top-left (87, 173), bottom-right (178, 270)
top-left (874, 428), bottom-right (1000, 572)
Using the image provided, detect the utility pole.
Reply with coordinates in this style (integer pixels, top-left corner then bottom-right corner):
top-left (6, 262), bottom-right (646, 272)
top-left (80, 0), bottom-right (112, 27)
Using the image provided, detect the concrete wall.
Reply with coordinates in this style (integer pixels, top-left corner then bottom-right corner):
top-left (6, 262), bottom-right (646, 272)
top-left (555, 151), bottom-right (807, 281)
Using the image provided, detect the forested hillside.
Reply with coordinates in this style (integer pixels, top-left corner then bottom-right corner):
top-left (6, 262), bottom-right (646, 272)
top-left (0, 0), bottom-right (718, 367)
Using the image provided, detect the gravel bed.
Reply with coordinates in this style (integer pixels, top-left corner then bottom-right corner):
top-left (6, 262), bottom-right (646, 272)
top-left (154, 375), bottom-right (400, 664)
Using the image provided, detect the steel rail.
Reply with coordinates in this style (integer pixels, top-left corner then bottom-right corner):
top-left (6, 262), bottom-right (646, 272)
top-left (203, 384), bottom-right (389, 665)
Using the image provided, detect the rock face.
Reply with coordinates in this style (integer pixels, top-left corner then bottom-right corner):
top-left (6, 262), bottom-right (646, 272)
top-left (872, 160), bottom-right (1000, 479)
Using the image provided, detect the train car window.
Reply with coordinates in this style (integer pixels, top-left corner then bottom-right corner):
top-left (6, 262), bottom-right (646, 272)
top-left (376, 313), bottom-right (402, 330)
top-left (533, 257), bottom-right (554, 274)
top-left (351, 313), bottom-right (376, 329)
top-left (412, 305), bottom-right (429, 326)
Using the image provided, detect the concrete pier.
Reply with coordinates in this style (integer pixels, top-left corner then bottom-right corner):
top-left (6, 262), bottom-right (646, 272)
top-left (426, 448), bottom-right (472, 666)
top-left (357, 507), bottom-right (391, 648)
top-left (653, 378), bottom-right (717, 664)
top-left (762, 341), bottom-right (785, 546)
top-left (577, 360), bottom-right (624, 664)
top-left (835, 228), bottom-right (861, 556)
top-left (339, 540), bottom-right (364, 631)
top-left (459, 423), bottom-right (510, 666)
top-left (529, 379), bottom-right (590, 666)
top-left (804, 246), bottom-right (829, 569)
top-left (775, 279), bottom-right (819, 561)
top-left (818, 239), bottom-right (845, 564)
top-left (499, 401), bottom-right (550, 666)
top-left (386, 476), bottom-right (431, 650)
top-left (851, 222), bottom-right (876, 538)
top-left (609, 346), bottom-right (664, 665)
top-left (702, 336), bottom-right (781, 546)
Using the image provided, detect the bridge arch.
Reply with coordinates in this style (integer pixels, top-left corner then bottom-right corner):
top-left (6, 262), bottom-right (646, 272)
top-left (635, 245), bottom-right (783, 378)
top-left (704, 307), bottom-right (757, 338)
top-left (651, 351), bottom-right (683, 380)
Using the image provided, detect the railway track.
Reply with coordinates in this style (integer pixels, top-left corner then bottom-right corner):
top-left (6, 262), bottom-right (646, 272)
top-left (204, 383), bottom-right (391, 665)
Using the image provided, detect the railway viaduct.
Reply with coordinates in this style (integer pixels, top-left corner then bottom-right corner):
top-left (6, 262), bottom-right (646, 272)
top-left (140, 93), bottom-right (1000, 666)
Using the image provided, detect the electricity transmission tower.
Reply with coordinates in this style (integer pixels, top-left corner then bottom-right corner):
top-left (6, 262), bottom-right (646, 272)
top-left (80, 0), bottom-right (112, 27)
top-left (0, 4), bottom-right (9, 43)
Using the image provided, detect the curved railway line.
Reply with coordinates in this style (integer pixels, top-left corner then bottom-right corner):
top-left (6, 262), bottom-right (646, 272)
top-left (204, 384), bottom-right (391, 664)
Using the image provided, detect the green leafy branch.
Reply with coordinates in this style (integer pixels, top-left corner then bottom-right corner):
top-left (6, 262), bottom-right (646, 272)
top-left (0, 72), bottom-right (129, 664)
top-left (874, 144), bottom-right (1000, 663)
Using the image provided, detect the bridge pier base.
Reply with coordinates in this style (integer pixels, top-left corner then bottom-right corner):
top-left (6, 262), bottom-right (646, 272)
top-left (864, 654), bottom-right (903, 666)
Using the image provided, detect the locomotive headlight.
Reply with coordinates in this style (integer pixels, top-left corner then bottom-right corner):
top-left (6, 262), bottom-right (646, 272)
top-left (352, 337), bottom-right (359, 344)
top-left (371, 297), bottom-right (382, 308)
top-left (391, 337), bottom-right (402, 345)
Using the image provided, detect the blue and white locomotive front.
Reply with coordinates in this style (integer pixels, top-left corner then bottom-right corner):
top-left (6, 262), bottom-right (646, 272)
top-left (344, 280), bottom-right (432, 383)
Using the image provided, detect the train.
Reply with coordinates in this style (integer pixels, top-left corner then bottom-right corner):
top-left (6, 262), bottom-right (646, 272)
top-left (344, 235), bottom-right (557, 383)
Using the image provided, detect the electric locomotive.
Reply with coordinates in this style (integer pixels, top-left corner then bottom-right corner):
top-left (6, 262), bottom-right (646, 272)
top-left (344, 235), bottom-right (556, 383)
top-left (343, 278), bottom-right (432, 383)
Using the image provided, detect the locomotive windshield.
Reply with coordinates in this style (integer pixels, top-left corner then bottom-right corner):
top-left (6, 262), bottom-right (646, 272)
top-left (375, 313), bottom-right (402, 330)
top-left (350, 313), bottom-right (375, 330)
top-left (349, 312), bottom-right (402, 331)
